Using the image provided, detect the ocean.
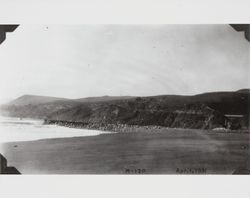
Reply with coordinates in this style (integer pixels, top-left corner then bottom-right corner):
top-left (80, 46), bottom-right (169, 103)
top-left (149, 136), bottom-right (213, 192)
top-left (0, 116), bottom-right (109, 143)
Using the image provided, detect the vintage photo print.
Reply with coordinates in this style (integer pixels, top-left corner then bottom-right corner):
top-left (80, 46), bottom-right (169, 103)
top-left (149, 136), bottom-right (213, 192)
top-left (0, 24), bottom-right (249, 175)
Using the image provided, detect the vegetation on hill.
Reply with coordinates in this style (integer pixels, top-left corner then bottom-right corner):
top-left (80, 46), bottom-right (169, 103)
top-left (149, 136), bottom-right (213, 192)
top-left (1, 90), bottom-right (249, 130)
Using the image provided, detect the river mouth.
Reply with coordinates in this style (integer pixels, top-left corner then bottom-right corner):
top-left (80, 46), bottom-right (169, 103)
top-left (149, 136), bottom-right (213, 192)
top-left (0, 116), bottom-right (112, 144)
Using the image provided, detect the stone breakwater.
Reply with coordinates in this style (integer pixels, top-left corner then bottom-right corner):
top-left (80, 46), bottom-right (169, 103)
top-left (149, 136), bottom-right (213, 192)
top-left (44, 119), bottom-right (250, 133)
top-left (43, 119), bottom-right (165, 133)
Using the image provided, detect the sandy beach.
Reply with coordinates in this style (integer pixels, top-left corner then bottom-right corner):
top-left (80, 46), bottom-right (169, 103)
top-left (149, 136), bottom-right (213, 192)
top-left (2, 128), bottom-right (249, 174)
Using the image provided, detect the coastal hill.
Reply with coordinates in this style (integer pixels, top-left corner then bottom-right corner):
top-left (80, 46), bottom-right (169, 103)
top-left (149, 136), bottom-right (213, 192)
top-left (75, 96), bottom-right (135, 103)
top-left (0, 95), bottom-right (135, 119)
top-left (1, 90), bottom-right (249, 130)
top-left (8, 95), bottom-right (68, 106)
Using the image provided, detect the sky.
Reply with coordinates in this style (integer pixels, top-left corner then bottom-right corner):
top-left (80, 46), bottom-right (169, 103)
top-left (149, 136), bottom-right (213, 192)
top-left (0, 25), bottom-right (249, 103)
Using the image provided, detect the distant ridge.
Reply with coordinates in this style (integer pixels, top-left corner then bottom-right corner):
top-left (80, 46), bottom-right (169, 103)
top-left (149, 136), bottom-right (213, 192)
top-left (8, 94), bottom-right (135, 106)
top-left (75, 96), bottom-right (135, 103)
top-left (236, 89), bottom-right (250, 93)
top-left (8, 95), bottom-right (68, 106)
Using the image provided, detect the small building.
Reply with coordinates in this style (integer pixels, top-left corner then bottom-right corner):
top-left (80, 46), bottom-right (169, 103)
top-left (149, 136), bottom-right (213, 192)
top-left (224, 114), bottom-right (245, 130)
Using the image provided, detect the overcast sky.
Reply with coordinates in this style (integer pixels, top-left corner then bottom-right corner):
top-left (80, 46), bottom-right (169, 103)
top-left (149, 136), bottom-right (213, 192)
top-left (0, 25), bottom-right (249, 103)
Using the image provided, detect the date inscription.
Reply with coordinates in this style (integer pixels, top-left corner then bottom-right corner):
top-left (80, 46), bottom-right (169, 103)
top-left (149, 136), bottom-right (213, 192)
top-left (176, 167), bottom-right (207, 174)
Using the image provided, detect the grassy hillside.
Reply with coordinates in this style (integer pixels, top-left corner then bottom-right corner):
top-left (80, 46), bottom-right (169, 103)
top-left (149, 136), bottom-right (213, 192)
top-left (1, 90), bottom-right (249, 129)
top-left (75, 96), bottom-right (135, 103)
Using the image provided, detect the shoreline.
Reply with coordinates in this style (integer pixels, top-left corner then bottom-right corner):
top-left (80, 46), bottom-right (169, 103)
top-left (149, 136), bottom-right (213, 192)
top-left (44, 119), bottom-right (164, 133)
top-left (44, 119), bottom-right (249, 134)
top-left (0, 116), bottom-right (114, 144)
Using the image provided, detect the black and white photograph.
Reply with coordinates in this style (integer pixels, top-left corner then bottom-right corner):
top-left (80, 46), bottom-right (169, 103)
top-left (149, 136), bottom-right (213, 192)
top-left (0, 24), bottom-right (249, 175)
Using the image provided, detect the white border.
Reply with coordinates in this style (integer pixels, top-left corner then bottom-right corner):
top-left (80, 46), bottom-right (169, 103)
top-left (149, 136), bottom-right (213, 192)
top-left (0, 175), bottom-right (250, 198)
top-left (0, 0), bottom-right (250, 197)
top-left (0, 0), bottom-right (250, 24)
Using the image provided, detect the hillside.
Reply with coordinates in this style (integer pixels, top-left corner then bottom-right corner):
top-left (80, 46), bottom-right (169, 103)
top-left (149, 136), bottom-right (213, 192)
top-left (8, 95), bottom-right (68, 106)
top-left (1, 90), bottom-right (249, 129)
top-left (236, 89), bottom-right (250, 93)
top-left (0, 95), bottom-right (135, 119)
top-left (75, 96), bottom-right (135, 103)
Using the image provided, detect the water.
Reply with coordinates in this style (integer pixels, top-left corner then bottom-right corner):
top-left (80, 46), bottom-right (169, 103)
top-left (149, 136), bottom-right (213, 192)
top-left (0, 116), bottom-right (110, 143)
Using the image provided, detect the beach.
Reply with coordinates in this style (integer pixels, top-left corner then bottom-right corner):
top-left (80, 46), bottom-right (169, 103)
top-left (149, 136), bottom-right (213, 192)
top-left (2, 128), bottom-right (249, 174)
